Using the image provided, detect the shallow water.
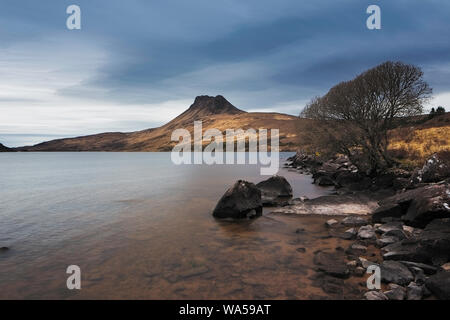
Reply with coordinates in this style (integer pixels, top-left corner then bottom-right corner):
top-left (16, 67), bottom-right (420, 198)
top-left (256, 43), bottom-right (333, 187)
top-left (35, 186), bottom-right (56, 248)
top-left (0, 152), bottom-right (338, 299)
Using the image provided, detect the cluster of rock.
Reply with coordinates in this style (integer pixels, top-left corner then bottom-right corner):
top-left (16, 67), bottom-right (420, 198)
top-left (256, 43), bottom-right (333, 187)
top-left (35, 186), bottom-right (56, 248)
top-left (287, 151), bottom-right (450, 192)
top-left (212, 176), bottom-right (293, 219)
top-left (287, 152), bottom-right (391, 190)
top-left (285, 152), bottom-right (322, 174)
top-left (215, 151), bottom-right (450, 299)
top-left (323, 216), bottom-right (450, 300)
top-left (310, 151), bottom-right (450, 300)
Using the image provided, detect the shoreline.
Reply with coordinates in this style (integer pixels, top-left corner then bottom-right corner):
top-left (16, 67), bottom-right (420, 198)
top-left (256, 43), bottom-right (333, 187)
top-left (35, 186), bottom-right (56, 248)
top-left (256, 151), bottom-right (449, 300)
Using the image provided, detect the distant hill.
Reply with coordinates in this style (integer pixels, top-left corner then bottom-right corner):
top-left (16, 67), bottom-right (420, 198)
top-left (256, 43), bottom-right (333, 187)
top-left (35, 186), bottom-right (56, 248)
top-left (17, 95), bottom-right (300, 152)
top-left (0, 143), bottom-right (13, 152)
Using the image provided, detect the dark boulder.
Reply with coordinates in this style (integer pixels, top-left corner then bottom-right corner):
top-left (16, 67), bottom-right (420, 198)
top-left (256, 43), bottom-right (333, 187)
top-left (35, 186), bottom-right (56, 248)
top-left (399, 261), bottom-right (437, 275)
top-left (334, 171), bottom-right (363, 189)
top-left (372, 183), bottom-right (449, 225)
top-left (380, 261), bottom-right (414, 286)
top-left (425, 271), bottom-right (450, 299)
top-left (256, 175), bottom-right (293, 206)
top-left (384, 284), bottom-right (406, 300)
top-left (341, 228), bottom-right (357, 240)
top-left (315, 175), bottom-right (335, 186)
top-left (376, 221), bottom-right (404, 234)
top-left (357, 225), bottom-right (377, 240)
top-left (382, 218), bottom-right (450, 265)
top-left (372, 203), bottom-right (405, 223)
top-left (402, 187), bottom-right (450, 228)
top-left (212, 180), bottom-right (262, 219)
top-left (341, 216), bottom-right (368, 227)
top-left (384, 229), bottom-right (408, 240)
top-left (376, 235), bottom-right (399, 248)
top-left (372, 173), bottom-right (396, 190)
top-left (406, 282), bottom-right (423, 300)
top-left (393, 177), bottom-right (411, 191)
top-left (288, 151), bottom-right (322, 169)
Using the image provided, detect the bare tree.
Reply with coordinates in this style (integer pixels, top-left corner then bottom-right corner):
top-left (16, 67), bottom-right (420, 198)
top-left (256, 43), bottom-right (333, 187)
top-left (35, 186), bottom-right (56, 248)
top-left (300, 61), bottom-right (432, 174)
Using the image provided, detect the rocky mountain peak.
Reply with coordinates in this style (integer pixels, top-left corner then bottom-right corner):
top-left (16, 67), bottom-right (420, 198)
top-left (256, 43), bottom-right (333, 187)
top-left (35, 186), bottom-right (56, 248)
top-left (187, 95), bottom-right (244, 116)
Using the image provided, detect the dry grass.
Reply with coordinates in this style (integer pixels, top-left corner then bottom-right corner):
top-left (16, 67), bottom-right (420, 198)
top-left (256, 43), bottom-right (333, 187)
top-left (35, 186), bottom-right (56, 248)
top-left (388, 125), bottom-right (450, 168)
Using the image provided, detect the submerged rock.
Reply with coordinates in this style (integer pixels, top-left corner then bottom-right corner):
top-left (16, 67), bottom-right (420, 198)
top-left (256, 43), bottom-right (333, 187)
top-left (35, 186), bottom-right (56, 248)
top-left (316, 176), bottom-right (335, 186)
top-left (341, 216), bottom-right (368, 227)
top-left (376, 221), bottom-right (404, 234)
top-left (256, 175), bottom-right (293, 206)
top-left (212, 180), bottom-right (262, 219)
top-left (365, 291), bottom-right (388, 300)
top-left (325, 219), bottom-right (339, 227)
top-left (384, 284), bottom-right (406, 300)
top-left (272, 193), bottom-right (378, 216)
top-left (342, 228), bottom-right (357, 240)
top-left (313, 251), bottom-right (350, 278)
top-left (346, 243), bottom-right (367, 255)
top-left (357, 225), bottom-right (376, 240)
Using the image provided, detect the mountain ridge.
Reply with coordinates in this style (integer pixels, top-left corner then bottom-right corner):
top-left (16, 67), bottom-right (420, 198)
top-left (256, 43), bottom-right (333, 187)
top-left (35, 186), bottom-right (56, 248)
top-left (15, 95), bottom-right (300, 152)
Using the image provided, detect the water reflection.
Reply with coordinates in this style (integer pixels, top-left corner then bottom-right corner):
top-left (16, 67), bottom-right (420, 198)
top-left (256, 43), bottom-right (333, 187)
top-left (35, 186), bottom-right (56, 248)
top-left (0, 152), bottom-right (336, 299)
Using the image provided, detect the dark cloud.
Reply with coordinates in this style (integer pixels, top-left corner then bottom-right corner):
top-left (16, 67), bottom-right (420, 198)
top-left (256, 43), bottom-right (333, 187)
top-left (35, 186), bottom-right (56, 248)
top-left (1, 0), bottom-right (449, 111)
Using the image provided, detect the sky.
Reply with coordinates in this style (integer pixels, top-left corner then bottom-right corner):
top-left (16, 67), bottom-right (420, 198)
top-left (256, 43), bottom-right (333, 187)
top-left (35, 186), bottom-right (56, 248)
top-left (1, 0), bottom-right (450, 147)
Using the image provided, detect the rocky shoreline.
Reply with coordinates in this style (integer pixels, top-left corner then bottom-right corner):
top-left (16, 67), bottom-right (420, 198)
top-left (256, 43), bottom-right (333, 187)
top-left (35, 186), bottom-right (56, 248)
top-left (212, 151), bottom-right (450, 300)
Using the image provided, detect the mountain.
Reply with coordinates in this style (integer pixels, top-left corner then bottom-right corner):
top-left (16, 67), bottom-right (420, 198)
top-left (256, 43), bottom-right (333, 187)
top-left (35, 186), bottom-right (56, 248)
top-left (16, 95), bottom-right (300, 152)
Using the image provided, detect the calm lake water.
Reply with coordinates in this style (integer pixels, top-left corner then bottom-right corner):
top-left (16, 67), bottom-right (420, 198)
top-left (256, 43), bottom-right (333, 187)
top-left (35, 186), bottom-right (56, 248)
top-left (0, 152), bottom-right (334, 299)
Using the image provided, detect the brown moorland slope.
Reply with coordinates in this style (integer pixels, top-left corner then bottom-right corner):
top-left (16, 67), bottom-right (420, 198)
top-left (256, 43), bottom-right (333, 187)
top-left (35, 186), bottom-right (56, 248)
top-left (11, 95), bottom-right (450, 158)
top-left (0, 143), bottom-right (13, 152)
top-left (388, 112), bottom-right (450, 166)
top-left (17, 95), bottom-right (300, 152)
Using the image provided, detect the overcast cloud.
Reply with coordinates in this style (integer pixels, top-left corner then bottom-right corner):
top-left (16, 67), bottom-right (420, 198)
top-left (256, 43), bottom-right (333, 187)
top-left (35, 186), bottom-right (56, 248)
top-left (1, 0), bottom-right (449, 146)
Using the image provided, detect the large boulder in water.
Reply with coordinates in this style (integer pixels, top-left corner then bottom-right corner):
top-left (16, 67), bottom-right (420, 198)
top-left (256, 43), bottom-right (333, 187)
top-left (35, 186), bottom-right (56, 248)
top-left (213, 180), bottom-right (263, 219)
top-left (256, 175), bottom-right (293, 206)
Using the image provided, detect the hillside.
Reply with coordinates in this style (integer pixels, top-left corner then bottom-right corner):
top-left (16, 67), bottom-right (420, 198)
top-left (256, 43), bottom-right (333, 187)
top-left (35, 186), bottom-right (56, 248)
top-left (0, 143), bottom-right (13, 152)
top-left (17, 95), bottom-right (300, 152)
top-left (12, 96), bottom-right (450, 157)
top-left (388, 112), bottom-right (450, 166)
